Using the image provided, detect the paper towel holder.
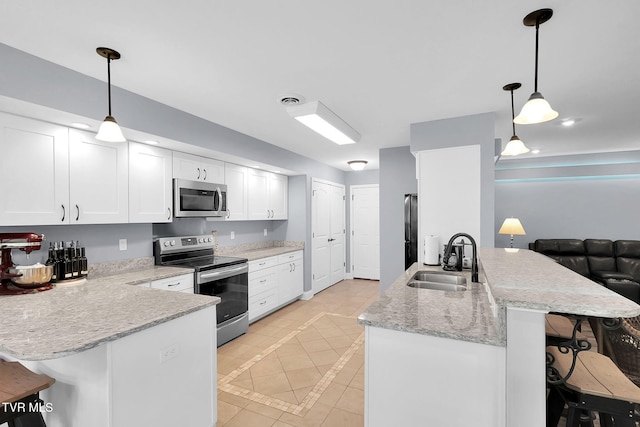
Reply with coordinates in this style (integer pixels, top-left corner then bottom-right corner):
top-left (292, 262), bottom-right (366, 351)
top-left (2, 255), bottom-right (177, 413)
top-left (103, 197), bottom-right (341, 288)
top-left (423, 235), bottom-right (441, 266)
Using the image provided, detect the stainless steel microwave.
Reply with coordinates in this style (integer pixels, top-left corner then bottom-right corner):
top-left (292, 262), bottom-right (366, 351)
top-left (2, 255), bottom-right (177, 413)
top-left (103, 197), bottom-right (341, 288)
top-left (173, 179), bottom-right (227, 218)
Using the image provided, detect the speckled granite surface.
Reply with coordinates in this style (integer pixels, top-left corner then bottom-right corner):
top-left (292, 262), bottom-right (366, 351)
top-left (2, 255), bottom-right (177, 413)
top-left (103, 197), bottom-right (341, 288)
top-left (480, 248), bottom-right (640, 317)
top-left (358, 248), bottom-right (640, 347)
top-left (217, 241), bottom-right (304, 261)
top-left (0, 266), bottom-right (218, 361)
top-left (358, 263), bottom-right (503, 346)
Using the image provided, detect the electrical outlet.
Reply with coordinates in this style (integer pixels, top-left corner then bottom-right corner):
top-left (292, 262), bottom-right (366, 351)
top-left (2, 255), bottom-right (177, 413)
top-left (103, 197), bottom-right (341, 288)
top-left (119, 239), bottom-right (127, 251)
top-left (230, 231), bottom-right (235, 240)
top-left (160, 343), bottom-right (179, 363)
top-left (264, 228), bottom-right (268, 236)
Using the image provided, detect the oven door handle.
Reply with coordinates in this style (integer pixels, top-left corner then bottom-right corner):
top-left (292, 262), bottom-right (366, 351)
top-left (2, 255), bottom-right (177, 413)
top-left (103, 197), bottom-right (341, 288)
top-left (199, 264), bottom-right (248, 281)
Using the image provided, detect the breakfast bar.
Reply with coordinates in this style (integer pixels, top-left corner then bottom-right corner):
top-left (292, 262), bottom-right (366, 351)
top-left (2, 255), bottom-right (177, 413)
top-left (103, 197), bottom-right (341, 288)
top-left (358, 248), bottom-right (640, 427)
top-left (0, 269), bottom-right (220, 427)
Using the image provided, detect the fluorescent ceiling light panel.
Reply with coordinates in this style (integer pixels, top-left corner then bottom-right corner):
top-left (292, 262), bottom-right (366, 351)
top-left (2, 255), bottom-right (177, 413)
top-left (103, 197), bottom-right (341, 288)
top-left (287, 101), bottom-right (360, 145)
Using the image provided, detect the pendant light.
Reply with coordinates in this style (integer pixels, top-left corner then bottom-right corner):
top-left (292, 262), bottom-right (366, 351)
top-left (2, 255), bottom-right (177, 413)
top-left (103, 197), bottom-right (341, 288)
top-left (501, 83), bottom-right (530, 156)
top-left (95, 47), bottom-right (126, 142)
top-left (514, 9), bottom-right (558, 125)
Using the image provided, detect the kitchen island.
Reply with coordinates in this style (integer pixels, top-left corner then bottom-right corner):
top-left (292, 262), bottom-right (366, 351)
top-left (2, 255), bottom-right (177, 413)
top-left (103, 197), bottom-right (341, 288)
top-left (0, 267), bottom-right (220, 427)
top-left (358, 248), bottom-right (640, 427)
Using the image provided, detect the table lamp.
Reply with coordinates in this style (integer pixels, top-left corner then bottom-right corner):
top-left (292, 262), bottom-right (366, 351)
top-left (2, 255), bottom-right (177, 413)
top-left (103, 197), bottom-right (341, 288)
top-left (499, 218), bottom-right (526, 248)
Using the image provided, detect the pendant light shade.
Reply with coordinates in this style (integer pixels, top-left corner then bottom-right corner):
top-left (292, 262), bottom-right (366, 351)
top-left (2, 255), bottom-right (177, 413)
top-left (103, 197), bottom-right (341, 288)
top-left (501, 83), bottom-right (530, 156)
top-left (95, 47), bottom-right (126, 142)
top-left (514, 9), bottom-right (558, 125)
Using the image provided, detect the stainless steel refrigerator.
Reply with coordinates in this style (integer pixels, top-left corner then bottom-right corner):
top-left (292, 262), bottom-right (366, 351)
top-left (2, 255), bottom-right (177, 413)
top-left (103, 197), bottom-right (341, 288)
top-left (404, 194), bottom-right (418, 269)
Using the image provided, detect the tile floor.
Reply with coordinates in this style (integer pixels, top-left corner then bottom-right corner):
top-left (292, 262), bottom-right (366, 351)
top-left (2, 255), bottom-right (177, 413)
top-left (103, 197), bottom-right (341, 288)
top-left (216, 279), bottom-right (380, 427)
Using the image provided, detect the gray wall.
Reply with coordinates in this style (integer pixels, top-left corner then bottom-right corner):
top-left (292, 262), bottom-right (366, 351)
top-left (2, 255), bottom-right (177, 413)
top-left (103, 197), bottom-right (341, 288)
top-left (379, 146), bottom-right (417, 291)
top-left (495, 151), bottom-right (640, 248)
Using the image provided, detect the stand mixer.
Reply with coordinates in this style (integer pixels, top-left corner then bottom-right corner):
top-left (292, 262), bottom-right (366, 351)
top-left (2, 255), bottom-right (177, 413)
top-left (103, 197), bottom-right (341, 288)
top-left (0, 232), bottom-right (45, 283)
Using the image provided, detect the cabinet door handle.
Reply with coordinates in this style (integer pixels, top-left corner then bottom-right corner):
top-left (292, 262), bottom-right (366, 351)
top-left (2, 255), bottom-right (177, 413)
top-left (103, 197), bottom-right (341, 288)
top-left (167, 207), bottom-right (171, 220)
top-left (289, 263), bottom-right (293, 273)
top-left (61, 204), bottom-right (66, 222)
top-left (203, 168), bottom-right (207, 180)
top-left (167, 282), bottom-right (181, 287)
top-left (328, 238), bottom-right (335, 242)
top-left (260, 300), bottom-right (267, 306)
top-left (197, 167), bottom-right (201, 179)
top-left (292, 263), bottom-right (296, 272)
top-left (226, 209), bottom-right (230, 219)
top-left (259, 279), bottom-right (267, 284)
top-left (75, 204), bottom-right (80, 221)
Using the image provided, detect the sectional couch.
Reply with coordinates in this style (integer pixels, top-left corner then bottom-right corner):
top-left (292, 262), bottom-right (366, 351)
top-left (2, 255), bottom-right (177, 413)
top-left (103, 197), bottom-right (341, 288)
top-left (529, 239), bottom-right (640, 304)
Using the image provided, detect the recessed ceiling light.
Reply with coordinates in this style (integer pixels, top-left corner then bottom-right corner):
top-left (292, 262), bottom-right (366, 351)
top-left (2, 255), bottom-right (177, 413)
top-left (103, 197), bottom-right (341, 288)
top-left (531, 149), bottom-right (541, 154)
top-left (561, 119), bottom-right (575, 127)
top-left (71, 122), bottom-right (91, 129)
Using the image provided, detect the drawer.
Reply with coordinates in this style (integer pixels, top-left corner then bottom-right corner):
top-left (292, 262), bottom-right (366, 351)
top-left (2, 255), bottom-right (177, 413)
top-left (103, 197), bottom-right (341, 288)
top-left (151, 274), bottom-right (194, 293)
top-left (249, 267), bottom-right (277, 298)
top-left (249, 289), bottom-right (278, 320)
top-left (278, 251), bottom-right (303, 264)
top-left (249, 256), bottom-right (278, 272)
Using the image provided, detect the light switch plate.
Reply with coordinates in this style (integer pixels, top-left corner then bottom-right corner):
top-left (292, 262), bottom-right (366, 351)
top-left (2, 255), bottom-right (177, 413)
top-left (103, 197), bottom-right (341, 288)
top-left (119, 239), bottom-right (127, 251)
top-left (264, 229), bottom-right (268, 236)
top-left (230, 231), bottom-right (235, 240)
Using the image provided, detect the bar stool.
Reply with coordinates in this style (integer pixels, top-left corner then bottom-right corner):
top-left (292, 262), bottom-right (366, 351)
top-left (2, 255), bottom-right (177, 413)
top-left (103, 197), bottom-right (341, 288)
top-left (0, 360), bottom-right (55, 427)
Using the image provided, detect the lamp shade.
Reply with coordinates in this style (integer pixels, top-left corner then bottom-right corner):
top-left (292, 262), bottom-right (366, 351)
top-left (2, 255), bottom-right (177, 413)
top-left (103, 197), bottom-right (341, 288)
top-left (96, 115), bottom-right (126, 142)
top-left (287, 101), bottom-right (360, 145)
top-left (513, 92), bottom-right (558, 125)
top-left (501, 136), bottom-right (530, 156)
top-left (498, 218), bottom-right (526, 236)
top-left (348, 160), bottom-right (367, 171)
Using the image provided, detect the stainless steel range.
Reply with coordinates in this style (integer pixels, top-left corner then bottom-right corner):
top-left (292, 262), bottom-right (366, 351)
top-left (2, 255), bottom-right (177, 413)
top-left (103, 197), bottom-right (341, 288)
top-left (154, 235), bottom-right (248, 346)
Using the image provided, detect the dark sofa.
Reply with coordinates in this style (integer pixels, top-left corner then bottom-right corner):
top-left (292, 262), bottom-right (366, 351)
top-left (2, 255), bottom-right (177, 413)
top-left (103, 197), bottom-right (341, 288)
top-left (529, 239), bottom-right (640, 304)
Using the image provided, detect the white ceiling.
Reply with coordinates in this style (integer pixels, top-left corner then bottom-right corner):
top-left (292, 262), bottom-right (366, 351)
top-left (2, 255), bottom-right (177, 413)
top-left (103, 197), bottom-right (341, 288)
top-left (1, 0), bottom-right (638, 171)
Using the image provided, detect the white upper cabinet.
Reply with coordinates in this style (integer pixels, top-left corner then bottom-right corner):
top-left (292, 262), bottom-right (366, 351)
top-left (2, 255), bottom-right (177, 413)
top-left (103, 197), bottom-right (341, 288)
top-left (68, 129), bottom-right (129, 224)
top-left (129, 142), bottom-right (173, 223)
top-left (0, 113), bottom-right (70, 225)
top-left (173, 152), bottom-right (224, 183)
top-left (224, 163), bottom-right (248, 220)
top-left (247, 169), bottom-right (288, 220)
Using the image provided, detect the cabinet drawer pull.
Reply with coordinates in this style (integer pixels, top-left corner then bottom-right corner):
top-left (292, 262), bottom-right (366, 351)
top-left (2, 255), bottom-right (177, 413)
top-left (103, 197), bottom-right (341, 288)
top-left (75, 204), bottom-right (80, 221)
top-left (259, 262), bottom-right (266, 266)
top-left (61, 204), bottom-right (66, 222)
top-left (259, 279), bottom-right (267, 284)
top-left (167, 207), bottom-right (171, 220)
top-left (203, 168), bottom-right (207, 180)
top-left (167, 282), bottom-right (181, 287)
top-left (197, 167), bottom-right (201, 179)
top-left (260, 300), bottom-right (267, 306)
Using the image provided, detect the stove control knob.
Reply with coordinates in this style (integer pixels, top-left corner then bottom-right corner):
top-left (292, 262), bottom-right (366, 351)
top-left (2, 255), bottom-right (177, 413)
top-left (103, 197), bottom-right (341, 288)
top-left (170, 240), bottom-right (176, 246)
top-left (207, 237), bottom-right (213, 242)
top-left (164, 241), bottom-right (170, 247)
top-left (198, 237), bottom-right (204, 243)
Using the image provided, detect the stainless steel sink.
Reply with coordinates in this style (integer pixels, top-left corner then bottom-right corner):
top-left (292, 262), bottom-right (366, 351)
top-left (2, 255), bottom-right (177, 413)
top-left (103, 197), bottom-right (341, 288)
top-left (410, 271), bottom-right (467, 285)
top-left (406, 281), bottom-right (467, 292)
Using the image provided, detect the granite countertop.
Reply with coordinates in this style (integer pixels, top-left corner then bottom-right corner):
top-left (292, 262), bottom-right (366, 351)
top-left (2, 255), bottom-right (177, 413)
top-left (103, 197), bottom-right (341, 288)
top-left (0, 266), bottom-right (219, 361)
top-left (358, 248), bottom-right (640, 347)
top-left (227, 246), bottom-right (303, 261)
top-left (479, 248), bottom-right (640, 317)
top-left (358, 263), bottom-right (503, 346)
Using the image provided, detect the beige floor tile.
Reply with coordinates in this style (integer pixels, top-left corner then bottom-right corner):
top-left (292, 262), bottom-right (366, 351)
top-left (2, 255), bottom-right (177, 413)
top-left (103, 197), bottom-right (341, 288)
top-left (250, 352), bottom-right (284, 378)
top-left (278, 402), bottom-right (333, 427)
top-left (279, 352), bottom-right (316, 372)
top-left (349, 367), bottom-right (364, 390)
top-left (230, 370), bottom-right (254, 390)
top-left (286, 367), bottom-right (323, 390)
top-left (253, 372), bottom-right (293, 395)
top-left (307, 349), bottom-right (341, 367)
top-left (218, 354), bottom-right (242, 375)
top-left (299, 338), bottom-right (333, 353)
top-left (276, 342), bottom-right (306, 358)
top-left (272, 390), bottom-right (299, 405)
top-left (293, 386), bottom-right (313, 403)
top-left (335, 387), bottom-right (364, 415)
top-left (219, 391), bottom-right (251, 408)
top-left (245, 401), bottom-right (285, 420)
top-left (317, 327), bottom-right (346, 340)
top-left (326, 334), bottom-right (357, 350)
top-left (296, 328), bottom-right (324, 342)
top-left (224, 408), bottom-right (277, 427)
top-left (315, 364), bottom-right (333, 376)
top-left (217, 400), bottom-right (242, 425)
top-left (333, 366), bottom-right (358, 386)
top-left (343, 353), bottom-right (364, 371)
top-left (316, 382), bottom-right (348, 407)
top-left (273, 421), bottom-right (297, 427)
top-left (320, 407), bottom-right (364, 427)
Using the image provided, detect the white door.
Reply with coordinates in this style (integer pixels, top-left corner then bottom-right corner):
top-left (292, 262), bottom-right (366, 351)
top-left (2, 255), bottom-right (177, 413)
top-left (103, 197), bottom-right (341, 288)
top-left (351, 185), bottom-right (380, 280)
top-left (69, 129), bottom-right (128, 224)
top-left (0, 113), bottom-right (70, 225)
top-left (225, 163), bottom-right (248, 220)
top-left (312, 179), bottom-right (346, 294)
top-left (128, 142), bottom-right (173, 223)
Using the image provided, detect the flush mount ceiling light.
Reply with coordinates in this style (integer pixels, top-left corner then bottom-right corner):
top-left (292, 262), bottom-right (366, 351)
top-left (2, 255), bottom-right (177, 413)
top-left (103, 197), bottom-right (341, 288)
top-left (286, 100), bottom-right (360, 145)
top-left (514, 9), bottom-right (559, 125)
top-left (348, 160), bottom-right (368, 171)
top-left (501, 83), bottom-right (530, 156)
top-left (95, 47), bottom-right (126, 142)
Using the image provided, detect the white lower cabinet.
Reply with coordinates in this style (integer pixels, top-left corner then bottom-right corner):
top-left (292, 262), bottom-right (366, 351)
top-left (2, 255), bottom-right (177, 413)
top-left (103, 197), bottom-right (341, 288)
top-left (150, 274), bottom-right (194, 294)
top-left (248, 251), bottom-right (304, 322)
